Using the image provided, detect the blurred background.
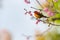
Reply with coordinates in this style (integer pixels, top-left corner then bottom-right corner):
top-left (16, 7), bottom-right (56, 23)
top-left (0, 0), bottom-right (49, 40)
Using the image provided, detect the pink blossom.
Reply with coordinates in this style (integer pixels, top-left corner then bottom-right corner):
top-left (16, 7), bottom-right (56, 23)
top-left (47, 11), bottom-right (54, 16)
top-left (36, 20), bottom-right (40, 24)
top-left (43, 8), bottom-right (49, 12)
top-left (28, 11), bottom-right (32, 16)
top-left (25, 12), bottom-right (28, 15)
top-left (24, 0), bottom-right (30, 4)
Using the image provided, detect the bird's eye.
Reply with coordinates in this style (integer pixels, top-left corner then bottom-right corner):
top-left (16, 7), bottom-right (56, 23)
top-left (34, 11), bottom-right (38, 13)
top-left (34, 11), bottom-right (40, 14)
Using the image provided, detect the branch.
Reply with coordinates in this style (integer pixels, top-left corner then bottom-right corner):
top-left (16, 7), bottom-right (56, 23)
top-left (39, 20), bottom-right (60, 26)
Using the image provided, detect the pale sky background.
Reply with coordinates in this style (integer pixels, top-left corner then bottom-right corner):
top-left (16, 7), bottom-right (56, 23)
top-left (0, 0), bottom-right (49, 40)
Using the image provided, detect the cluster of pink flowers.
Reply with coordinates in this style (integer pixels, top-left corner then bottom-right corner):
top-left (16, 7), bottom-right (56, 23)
top-left (43, 8), bottom-right (54, 17)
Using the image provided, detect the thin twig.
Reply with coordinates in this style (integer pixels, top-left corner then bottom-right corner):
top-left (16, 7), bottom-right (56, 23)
top-left (22, 34), bottom-right (32, 40)
top-left (24, 8), bottom-right (27, 11)
top-left (36, 0), bottom-right (43, 8)
top-left (42, 26), bottom-right (52, 35)
top-left (31, 6), bottom-right (42, 11)
top-left (39, 20), bottom-right (60, 26)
